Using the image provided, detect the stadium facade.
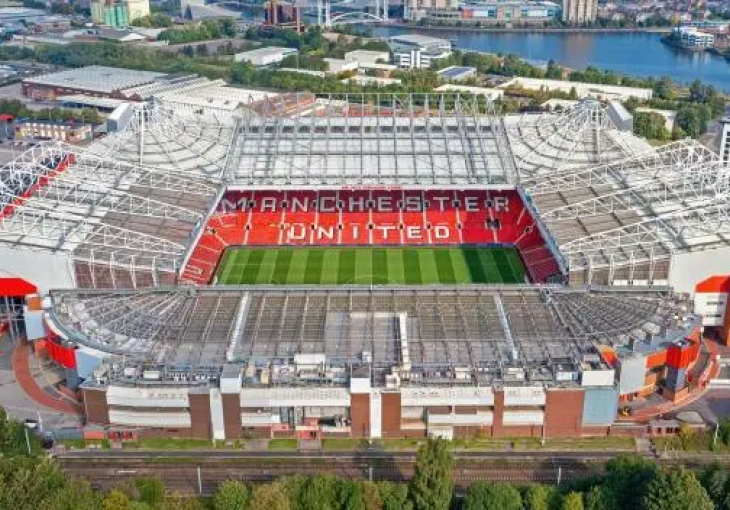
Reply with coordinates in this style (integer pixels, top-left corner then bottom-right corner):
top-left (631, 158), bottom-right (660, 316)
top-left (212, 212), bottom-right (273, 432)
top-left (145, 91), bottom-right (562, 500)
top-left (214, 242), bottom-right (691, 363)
top-left (1, 91), bottom-right (728, 441)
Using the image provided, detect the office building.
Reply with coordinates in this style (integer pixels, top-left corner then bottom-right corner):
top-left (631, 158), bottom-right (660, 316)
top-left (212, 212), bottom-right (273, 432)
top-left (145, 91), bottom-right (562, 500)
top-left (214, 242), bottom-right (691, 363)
top-left (562, 0), bottom-right (596, 23)
top-left (388, 34), bottom-right (452, 69)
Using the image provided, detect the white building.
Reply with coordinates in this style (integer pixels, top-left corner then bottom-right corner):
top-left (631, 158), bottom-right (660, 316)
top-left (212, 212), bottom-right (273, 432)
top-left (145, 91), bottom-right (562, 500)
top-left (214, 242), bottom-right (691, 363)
top-left (498, 77), bottom-right (653, 101)
top-left (344, 50), bottom-right (390, 65)
top-left (673, 26), bottom-right (715, 48)
top-left (388, 34), bottom-right (452, 69)
top-left (323, 58), bottom-right (359, 75)
top-left (434, 84), bottom-right (504, 101)
top-left (234, 46), bottom-right (298, 67)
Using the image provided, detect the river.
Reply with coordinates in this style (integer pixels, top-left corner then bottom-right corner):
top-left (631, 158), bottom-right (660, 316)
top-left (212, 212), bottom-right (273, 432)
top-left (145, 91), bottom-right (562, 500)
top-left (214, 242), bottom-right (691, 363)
top-left (371, 26), bottom-right (730, 91)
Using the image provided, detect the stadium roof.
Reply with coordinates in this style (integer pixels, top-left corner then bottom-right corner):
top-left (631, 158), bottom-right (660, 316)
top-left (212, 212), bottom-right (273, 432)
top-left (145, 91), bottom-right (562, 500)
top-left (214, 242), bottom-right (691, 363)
top-left (90, 103), bottom-right (236, 177)
top-left (504, 100), bottom-right (648, 178)
top-left (526, 139), bottom-right (730, 274)
top-left (1, 97), bottom-right (729, 285)
top-left (227, 93), bottom-right (517, 187)
top-left (0, 140), bottom-right (220, 280)
top-left (48, 286), bottom-right (690, 383)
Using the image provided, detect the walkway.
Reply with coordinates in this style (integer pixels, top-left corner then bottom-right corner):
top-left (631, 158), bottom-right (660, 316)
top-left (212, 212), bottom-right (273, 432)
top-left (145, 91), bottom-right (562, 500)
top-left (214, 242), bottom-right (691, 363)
top-left (12, 340), bottom-right (82, 415)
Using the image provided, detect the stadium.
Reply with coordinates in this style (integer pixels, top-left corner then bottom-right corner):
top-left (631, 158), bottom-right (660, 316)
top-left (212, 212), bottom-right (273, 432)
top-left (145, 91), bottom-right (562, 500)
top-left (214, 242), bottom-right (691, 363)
top-left (1, 90), bottom-right (729, 441)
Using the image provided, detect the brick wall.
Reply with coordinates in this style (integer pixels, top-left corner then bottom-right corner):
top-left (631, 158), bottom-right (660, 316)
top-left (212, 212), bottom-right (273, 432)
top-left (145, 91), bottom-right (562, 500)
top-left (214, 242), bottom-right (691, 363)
top-left (544, 389), bottom-right (585, 438)
top-left (350, 394), bottom-right (370, 438)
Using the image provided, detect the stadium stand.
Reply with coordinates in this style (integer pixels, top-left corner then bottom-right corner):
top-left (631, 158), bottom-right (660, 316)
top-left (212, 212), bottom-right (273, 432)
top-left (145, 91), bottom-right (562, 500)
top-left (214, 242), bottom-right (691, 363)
top-left (179, 188), bottom-right (562, 284)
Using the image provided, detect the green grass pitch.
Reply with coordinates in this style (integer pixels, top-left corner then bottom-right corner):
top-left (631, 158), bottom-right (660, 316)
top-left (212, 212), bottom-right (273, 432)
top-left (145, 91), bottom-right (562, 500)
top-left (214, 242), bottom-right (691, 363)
top-left (214, 246), bottom-right (527, 285)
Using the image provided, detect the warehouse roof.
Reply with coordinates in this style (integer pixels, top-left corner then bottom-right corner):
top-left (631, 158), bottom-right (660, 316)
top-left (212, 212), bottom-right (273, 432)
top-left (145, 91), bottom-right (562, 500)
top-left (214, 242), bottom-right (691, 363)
top-left (23, 66), bottom-right (166, 94)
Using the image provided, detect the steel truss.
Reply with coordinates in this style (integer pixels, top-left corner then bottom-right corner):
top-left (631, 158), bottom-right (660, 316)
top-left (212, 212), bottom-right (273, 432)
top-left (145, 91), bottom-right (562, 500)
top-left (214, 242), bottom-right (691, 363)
top-left (0, 140), bottom-right (221, 275)
top-left (91, 103), bottom-right (236, 179)
top-left (507, 100), bottom-right (637, 179)
top-left (560, 197), bottom-right (730, 269)
top-left (228, 92), bottom-right (516, 187)
top-left (526, 139), bottom-right (719, 195)
top-left (529, 139), bottom-right (730, 272)
top-left (49, 286), bottom-right (682, 381)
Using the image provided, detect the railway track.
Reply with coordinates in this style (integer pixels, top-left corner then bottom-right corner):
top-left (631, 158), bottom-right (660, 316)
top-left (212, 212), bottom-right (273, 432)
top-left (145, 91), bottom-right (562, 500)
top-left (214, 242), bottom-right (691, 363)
top-left (58, 456), bottom-right (597, 495)
top-left (58, 449), bottom-right (730, 496)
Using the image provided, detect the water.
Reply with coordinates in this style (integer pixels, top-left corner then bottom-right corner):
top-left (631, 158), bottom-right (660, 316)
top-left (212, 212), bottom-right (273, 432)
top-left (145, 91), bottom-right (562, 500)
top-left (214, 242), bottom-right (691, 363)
top-left (371, 26), bottom-right (730, 91)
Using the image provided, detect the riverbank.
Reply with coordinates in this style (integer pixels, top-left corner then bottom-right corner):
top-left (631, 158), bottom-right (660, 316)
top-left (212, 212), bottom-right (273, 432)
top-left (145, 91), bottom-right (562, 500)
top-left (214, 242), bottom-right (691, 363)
top-left (377, 22), bottom-right (672, 34)
top-left (660, 34), bottom-right (708, 53)
top-left (371, 26), bottom-right (730, 90)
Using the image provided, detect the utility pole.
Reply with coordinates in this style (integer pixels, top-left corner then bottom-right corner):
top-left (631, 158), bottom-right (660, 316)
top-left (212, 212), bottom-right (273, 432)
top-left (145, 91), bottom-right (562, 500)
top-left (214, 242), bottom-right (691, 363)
top-left (24, 427), bottom-right (31, 455)
top-left (556, 466), bottom-right (562, 486)
top-left (713, 421), bottom-right (719, 449)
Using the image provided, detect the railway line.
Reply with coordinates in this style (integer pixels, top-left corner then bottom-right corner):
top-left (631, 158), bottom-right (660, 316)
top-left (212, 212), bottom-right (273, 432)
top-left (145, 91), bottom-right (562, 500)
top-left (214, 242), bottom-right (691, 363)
top-left (57, 454), bottom-right (601, 495)
top-left (56, 449), bottom-right (730, 496)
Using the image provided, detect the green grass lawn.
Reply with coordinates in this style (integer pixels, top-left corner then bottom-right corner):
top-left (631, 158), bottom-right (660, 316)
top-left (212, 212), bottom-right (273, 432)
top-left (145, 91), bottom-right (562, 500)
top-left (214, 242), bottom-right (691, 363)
top-left (215, 246), bottom-right (527, 285)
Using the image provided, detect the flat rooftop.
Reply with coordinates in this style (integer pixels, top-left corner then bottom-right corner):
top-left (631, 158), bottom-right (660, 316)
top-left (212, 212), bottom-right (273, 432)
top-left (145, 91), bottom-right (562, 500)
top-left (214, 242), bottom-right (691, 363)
top-left (389, 34), bottom-right (451, 46)
top-left (23, 66), bottom-right (166, 94)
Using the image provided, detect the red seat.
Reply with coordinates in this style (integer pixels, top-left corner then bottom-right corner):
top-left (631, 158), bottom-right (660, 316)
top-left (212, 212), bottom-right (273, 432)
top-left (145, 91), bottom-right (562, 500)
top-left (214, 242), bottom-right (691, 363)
top-left (179, 187), bottom-right (564, 285)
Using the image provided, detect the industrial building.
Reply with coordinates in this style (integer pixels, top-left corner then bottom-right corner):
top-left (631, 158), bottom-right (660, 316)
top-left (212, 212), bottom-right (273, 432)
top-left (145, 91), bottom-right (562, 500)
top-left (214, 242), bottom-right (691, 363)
top-left (234, 47), bottom-right (298, 67)
top-left (0, 93), bottom-right (728, 441)
top-left (22, 66), bottom-right (166, 100)
top-left (438, 66), bottom-right (477, 81)
top-left (498, 77), bottom-right (653, 101)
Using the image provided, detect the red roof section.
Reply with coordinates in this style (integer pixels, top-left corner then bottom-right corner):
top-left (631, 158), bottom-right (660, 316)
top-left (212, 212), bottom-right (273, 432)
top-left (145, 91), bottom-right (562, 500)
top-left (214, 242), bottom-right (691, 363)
top-left (0, 277), bottom-right (37, 297)
top-left (696, 275), bottom-right (730, 294)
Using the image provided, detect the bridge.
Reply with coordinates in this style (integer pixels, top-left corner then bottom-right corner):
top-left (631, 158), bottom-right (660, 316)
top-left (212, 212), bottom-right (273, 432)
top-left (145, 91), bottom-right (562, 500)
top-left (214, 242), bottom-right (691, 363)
top-left (312, 0), bottom-right (388, 27)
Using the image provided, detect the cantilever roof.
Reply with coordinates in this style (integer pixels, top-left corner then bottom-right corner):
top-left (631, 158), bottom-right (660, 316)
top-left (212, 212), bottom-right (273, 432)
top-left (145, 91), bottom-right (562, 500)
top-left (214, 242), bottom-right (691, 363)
top-left (48, 286), bottom-right (691, 382)
top-left (0, 140), bottom-right (220, 276)
top-left (227, 93), bottom-right (517, 187)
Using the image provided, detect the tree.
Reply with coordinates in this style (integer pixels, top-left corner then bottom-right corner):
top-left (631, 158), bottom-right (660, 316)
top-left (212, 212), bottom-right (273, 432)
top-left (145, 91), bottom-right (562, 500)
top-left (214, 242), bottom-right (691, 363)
top-left (250, 482), bottom-right (289, 510)
top-left (161, 493), bottom-right (202, 510)
top-left (103, 490), bottom-right (131, 510)
top-left (643, 466), bottom-right (714, 510)
top-left (561, 492), bottom-right (584, 510)
top-left (39, 479), bottom-right (100, 510)
top-left (463, 481), bottom-right (522, 510)
top-left (699, 465), bottom-right (729, 509)
top-left (584, 486), bottom-right (607, 510)
top-left (339, 480), bottom-right (365, 510)
top-left (601, 455), bottom-right (658, 510)
top-left (524, 485), bottom-right (551, 510)
top-left (377, 482), bottom-right (412, 510)
top-left (134, 477), bottom-right (165, 509)
top-left (408, 438), bottom-right (454, 510)
top-left (0, 408), bottom-right (39, 456)
top-left (212, 480), bottom-right (251, 510)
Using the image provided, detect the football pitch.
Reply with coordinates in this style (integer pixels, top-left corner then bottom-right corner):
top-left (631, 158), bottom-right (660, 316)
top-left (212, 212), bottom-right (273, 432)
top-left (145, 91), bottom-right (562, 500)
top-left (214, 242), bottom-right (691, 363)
top-left (215, 246), bottom-right (527, 285)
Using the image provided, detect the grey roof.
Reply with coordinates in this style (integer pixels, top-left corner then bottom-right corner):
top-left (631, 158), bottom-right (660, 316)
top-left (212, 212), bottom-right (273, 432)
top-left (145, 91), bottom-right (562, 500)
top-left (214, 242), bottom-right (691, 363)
top-left (23, 66), bottom-right (165, 94)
